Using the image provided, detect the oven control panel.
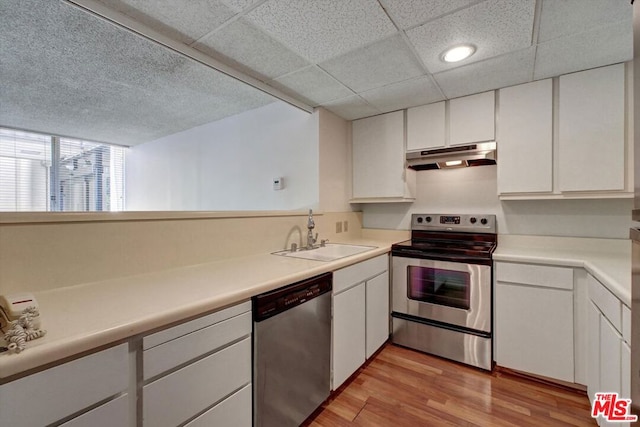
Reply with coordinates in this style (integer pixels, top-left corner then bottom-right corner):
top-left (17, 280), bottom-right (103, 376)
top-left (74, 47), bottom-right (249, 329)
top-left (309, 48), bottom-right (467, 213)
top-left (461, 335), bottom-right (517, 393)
top-left (412, 214), bottom-right (496, 233)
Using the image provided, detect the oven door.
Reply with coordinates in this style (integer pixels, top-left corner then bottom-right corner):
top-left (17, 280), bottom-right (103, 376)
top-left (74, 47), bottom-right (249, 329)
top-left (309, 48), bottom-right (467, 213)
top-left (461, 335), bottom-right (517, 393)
top-left (392, 255), bottom-right (491, 333)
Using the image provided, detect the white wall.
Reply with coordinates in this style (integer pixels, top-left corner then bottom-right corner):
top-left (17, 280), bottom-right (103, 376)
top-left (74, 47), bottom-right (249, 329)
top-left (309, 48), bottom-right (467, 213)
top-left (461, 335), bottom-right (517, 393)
top-left (318, 108), bottom-right (353, 212)
top-left (126, 102), bottom-right (319, 211)
top-left (362, 165), bottom-right (632, 239)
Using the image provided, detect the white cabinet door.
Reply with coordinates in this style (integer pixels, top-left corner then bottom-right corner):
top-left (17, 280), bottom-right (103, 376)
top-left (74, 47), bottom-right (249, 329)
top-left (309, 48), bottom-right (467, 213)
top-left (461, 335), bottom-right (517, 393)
top-left (449, 91), bottom-right (495, 146)
top-left (407, 102), bottom-right (446, 151)
top-left (332, 283), bottom-right (366, 389)
top-left (600, 317), bottom-right (622, 397)
top-left (599, 317), bottom-right (623, 427)
top-left (621, 341), bottom-right (630, 399)
top-left (366, 271), bottom-right (389, 359)
top-left (559, 63), bottom-right (625, 192)
top-left (352, 111), bottom-right (411, 200)
top-left (497, 79), bottom-right (553, 194)
top-left (495, 283), bottom-right (574, 382)
top-left (588, 301), bottom-right (601, 404)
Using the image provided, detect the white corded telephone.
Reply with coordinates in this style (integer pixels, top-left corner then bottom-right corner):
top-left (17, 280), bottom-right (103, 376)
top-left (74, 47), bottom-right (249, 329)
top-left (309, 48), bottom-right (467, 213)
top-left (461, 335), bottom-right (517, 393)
top-left (0, 293), bottom-right (46, 353)
top-left (0, 293), bottom-right (41, 331)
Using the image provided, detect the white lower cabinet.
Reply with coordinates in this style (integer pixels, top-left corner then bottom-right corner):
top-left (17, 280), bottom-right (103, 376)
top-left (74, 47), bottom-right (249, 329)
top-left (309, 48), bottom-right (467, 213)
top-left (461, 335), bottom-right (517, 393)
top-left (599, 318), bottom-right (621, 400)
top-left (332, 282), bottom-right (366, 389)
top-left (621, 342), bottom-right (631, 399)
top-left (332, 254), bottom-right (389, 390)
top-left (495, 262), bottom-right (575, 382)
top-left (587, 274), bottom-right (631, 427)
top-left (0, 343), bottom-right (130, 427)
top-left (141, 301), bottom-right (252, 427)
top-left (366, 271), bottom-right (390, 359)
top-left (588, 301), bottom-right (601, 403)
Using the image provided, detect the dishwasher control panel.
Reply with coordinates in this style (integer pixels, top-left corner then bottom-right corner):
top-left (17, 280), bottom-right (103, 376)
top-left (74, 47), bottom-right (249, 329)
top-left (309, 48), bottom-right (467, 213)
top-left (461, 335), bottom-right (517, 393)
top-left (253, 272), bottom-right (332, 322)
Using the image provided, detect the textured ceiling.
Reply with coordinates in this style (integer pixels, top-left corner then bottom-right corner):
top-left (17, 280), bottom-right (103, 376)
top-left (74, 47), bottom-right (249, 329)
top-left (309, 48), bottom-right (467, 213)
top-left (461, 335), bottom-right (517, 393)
top-left (0, 0), bottom-right (634, 146)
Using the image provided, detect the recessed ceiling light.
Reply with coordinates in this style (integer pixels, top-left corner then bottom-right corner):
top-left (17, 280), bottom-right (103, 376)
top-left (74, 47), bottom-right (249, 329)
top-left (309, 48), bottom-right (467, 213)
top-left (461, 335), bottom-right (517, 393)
top-left (442, 44), bottom-right (476, 63)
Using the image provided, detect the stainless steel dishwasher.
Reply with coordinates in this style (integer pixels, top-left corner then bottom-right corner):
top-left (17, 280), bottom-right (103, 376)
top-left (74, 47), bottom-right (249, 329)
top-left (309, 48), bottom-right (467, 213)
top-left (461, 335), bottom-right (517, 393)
top-left (253, 272), bottom-right (332, 427)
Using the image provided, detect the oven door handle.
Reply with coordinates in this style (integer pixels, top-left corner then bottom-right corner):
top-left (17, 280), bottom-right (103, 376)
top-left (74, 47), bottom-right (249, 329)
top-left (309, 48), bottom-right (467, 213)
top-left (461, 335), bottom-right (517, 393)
top-left (391, 312), bottom-right (492, 338)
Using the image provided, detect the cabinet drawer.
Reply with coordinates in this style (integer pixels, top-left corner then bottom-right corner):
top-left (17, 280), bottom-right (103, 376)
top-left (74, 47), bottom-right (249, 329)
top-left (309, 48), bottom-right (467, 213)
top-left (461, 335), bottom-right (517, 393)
top-left (143, 301), bottom-right (251, 350)
top-left (143, 337), bottom-right (251, 427)
top-left (495, 262), bottom-right (573, 290)
top-left (588, 274), bottom-right (621, 332)
top-left (334, 254), bottom-right (388, 294)
top-left (185, 384), bottom-right (252, 427)
top-left (143, 311), bottom-right (251, 380)
top-left (0, 343), bottom-right (129, 427)
top-left (60, 394), bottom-right (129, 427)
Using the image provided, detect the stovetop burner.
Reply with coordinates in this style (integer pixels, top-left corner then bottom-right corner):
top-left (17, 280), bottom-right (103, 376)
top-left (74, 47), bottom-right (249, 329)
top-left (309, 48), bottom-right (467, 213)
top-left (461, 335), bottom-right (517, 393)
top-left (392, 214), bottom-right (497, 264)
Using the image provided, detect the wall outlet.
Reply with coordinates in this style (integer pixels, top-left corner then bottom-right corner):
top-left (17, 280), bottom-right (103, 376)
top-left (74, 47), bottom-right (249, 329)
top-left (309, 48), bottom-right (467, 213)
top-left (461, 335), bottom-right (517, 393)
top-left (343, 220), bottom-right (348, 232)
top-left (336, 221), bottom-right (342, 233)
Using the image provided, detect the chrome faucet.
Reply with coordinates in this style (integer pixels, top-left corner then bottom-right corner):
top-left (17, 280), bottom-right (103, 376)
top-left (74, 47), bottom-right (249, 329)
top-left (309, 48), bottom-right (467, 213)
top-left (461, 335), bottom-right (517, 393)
top-left (306, 209), bottom-right (318, 249)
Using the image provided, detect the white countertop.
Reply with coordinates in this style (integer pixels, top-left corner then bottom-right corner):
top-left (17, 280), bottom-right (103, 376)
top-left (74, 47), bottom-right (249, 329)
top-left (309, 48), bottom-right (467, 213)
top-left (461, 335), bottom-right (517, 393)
top-left (494, 235), bottom-right (631, 306)
top-left (2, 233), bottom-right (630, 381)
top-left (0, 237), bottom-right (398, 381)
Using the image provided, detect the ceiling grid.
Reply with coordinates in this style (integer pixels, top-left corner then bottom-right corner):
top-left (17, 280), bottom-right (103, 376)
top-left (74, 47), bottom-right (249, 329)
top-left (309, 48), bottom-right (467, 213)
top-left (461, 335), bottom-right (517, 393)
top-left (0, 0), bottom-right (633, 145)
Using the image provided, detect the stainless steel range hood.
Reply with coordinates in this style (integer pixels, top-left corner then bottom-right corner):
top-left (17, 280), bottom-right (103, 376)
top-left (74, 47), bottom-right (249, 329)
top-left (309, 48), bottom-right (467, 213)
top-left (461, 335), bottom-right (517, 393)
top-left (406, 142), bottom-right (496, 170)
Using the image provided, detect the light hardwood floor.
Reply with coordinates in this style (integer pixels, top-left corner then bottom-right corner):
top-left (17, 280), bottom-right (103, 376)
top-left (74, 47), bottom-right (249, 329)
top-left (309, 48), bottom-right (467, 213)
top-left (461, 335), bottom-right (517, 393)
top-left (304, 343), bottom-right (596, 426)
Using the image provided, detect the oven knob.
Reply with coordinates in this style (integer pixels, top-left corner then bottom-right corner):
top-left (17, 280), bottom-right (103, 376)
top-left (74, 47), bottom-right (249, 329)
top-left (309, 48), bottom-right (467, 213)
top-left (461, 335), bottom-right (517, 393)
top-left (416, 217), bottom-right (423, 223)
top-left (470, 217), bottom-right (477, 224)
top-left (480, 218), bottom-right (488, 225)
top-left (425, 216), bottom-right (432, 223)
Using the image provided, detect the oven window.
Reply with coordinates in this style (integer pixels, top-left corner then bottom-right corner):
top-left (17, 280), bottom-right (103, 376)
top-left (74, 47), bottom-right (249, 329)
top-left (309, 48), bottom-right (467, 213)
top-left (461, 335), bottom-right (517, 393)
top-left (407, 266), bottom-right (470, 310)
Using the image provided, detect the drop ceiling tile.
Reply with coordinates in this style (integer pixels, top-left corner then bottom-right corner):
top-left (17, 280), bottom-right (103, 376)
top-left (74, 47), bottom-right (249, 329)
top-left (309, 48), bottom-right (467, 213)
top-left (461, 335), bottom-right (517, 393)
top-left (380, 0), bottom-right (478, 29)
top-left (434, 47), bottom-right (535, 99)
top-left (219, 0), bottom-right (264, 13)
top-left (359, 76), bottom-right (444, 113)
top-left (538, 0), bottom-right (631, 43)
top-left (320, 95), bottom-right (380, 121)
top-left (1, 0), bottom-right (274, 146)
top-left (406, 0), bottom-right (535, 74)
top-left (245, 0), bottom-right (397, 63)
top-left (271, 66), bottom-right (353, 106)
top-left (534, 22), bottom-right (632, 80)
top-left (320, 35), bottom-right (425, 93)
top-left (194, 18), bottom-right (309, 80)
top-left (96, 0), bottom-right (236, 44)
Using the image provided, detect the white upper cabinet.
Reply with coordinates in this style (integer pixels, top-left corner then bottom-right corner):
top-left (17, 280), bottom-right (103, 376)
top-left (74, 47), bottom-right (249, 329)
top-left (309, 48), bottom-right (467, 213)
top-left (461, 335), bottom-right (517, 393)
top-left (352, 110), bottom-right (415, 202)
top-left (498, 63), bottom-right (631, 200)
top-left (497, 79), bottom-right (553, 194)
top-left (449, 91), bottom-right (495, 146)
top-left (559, 63), bottom-right (625, 192)
top-left (406, 102), bottom-right (446, 151)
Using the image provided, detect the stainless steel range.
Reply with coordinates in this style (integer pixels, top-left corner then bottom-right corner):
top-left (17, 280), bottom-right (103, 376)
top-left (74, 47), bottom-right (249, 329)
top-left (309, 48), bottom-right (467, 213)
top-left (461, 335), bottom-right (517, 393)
top-left (391, 213), bottom-right (497, 370)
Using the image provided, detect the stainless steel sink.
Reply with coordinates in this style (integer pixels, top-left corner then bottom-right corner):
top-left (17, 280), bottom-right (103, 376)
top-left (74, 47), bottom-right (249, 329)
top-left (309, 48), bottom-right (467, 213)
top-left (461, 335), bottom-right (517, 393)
top-left (272, 243), bottom-right (376, 262)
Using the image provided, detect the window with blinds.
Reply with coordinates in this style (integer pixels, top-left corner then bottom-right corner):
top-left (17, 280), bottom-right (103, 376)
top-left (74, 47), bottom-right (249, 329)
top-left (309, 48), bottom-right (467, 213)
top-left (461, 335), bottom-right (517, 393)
top-left (0, 128), bottom-right (126, 212)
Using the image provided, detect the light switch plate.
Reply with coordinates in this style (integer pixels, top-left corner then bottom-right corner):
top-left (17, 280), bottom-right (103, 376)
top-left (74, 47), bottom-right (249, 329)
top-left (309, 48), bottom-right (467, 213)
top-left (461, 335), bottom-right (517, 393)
top-left (273, 177), bottom-right (284, 190)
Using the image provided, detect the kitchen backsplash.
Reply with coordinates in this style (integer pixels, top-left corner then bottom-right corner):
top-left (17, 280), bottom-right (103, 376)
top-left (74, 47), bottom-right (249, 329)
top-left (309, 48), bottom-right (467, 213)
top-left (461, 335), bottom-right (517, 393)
top-left (0, 211), bottom-right (363, 295)
top-left (362, 165), bottom-right (632, 239)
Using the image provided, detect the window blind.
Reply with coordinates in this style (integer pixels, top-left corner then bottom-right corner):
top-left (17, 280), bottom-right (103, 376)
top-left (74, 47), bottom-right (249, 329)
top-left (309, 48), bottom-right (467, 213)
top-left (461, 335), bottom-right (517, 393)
top-left (0, 128), bottom-right (126, 212)
top-left (0, 128), bottom-right (51, 211)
